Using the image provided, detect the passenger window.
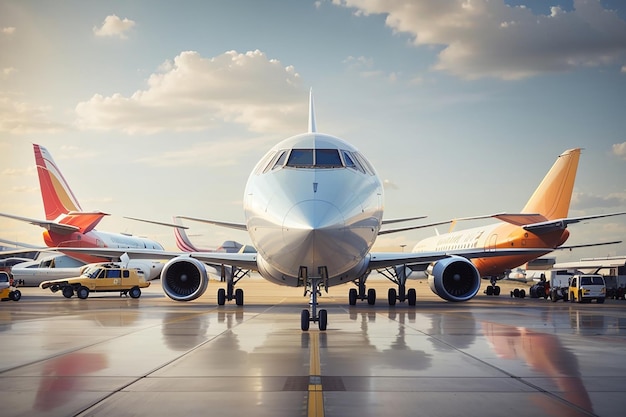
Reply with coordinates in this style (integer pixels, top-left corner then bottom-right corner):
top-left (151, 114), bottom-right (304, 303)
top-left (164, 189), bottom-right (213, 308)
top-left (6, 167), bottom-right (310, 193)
top-left (123, 270), bottom-right (130, 278)
top-left (315, 149), bottom-right (342, 168)
top-left (287, 149), bottom-right (314, 167)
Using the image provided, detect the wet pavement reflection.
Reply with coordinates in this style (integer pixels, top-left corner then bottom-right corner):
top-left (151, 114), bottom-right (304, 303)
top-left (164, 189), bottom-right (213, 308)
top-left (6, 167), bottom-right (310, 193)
top-left (0, 279), bottom-right (625, 416)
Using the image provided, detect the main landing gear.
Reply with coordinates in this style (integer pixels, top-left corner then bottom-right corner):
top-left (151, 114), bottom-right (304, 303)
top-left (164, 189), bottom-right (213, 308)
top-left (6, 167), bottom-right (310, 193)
top-left (378, 266), bottom-right (417, 306)
top-left (217, 266), bottom-right (248, 306)
top-left (348, 274), bottom-right (377, 305)
top-left (484, 277), bottom-right (501, 296)
top-left (300, 266), bottom-right (329, 331)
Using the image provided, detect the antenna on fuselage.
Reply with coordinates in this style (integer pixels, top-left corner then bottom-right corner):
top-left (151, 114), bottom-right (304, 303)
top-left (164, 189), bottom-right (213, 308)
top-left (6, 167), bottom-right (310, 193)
top-left (308, 88), bottom-right (316, 133)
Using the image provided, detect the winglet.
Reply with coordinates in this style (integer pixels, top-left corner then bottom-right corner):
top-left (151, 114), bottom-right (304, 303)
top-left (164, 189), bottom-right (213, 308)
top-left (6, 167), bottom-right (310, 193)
top-left (308, 88), bottom-right (316, 133)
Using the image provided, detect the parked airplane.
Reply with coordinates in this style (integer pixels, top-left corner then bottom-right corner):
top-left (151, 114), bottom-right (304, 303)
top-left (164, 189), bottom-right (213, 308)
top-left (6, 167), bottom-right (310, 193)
top-left (410, 148), bottom-right (625, 295)
top-left (62, 90), bottom-right (587, 331)
top-left (0, 144), bottom-right (165, 279)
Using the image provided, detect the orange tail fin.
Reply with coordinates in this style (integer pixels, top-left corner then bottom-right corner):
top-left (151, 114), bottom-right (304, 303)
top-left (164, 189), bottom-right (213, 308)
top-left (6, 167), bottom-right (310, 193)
top-left (521, 148), bottom-right (581, 220)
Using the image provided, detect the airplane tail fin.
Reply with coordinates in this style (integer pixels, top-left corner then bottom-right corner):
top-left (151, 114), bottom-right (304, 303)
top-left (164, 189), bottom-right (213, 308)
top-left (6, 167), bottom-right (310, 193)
top-left (33, 144), bottom-right (106, 232)
top-left (172, 217), bottom-right (201, 252)
top-left (308, 88), bottom-right (316, 133)
top-left (521, 148), bottom-right (581, 220)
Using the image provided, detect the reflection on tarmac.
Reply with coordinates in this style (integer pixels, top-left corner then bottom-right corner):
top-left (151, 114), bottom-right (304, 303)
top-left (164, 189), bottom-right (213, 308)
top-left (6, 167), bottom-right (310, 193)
top-left (1, 281), bottom-right (626, 417)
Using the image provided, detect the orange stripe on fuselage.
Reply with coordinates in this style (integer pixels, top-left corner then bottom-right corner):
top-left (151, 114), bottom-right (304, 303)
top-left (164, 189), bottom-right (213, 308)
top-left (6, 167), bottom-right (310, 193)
top-left (473, 223), bottom-right (569, 276)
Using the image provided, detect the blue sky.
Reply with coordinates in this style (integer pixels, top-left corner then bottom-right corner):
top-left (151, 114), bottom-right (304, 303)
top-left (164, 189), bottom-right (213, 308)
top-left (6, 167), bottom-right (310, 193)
top-left (1, 0), bottom-right (625, 263)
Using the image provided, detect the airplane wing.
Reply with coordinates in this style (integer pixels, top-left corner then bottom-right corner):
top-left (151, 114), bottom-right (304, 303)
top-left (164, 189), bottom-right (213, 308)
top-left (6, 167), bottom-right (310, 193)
top-left (176, 216), bottom-right (248, 231)
top-left (367, 247), bottom-right (552, 271)
top-left (381, 216), bottom-right (427, 225)
top-left (0, 212), bottom-right (79, 234)
top-left (123, 216), bottom-right (189, 229)
top-left (54, 247), bottom-right (259, 271)
top-left (556, 240), bottom-right (622, 250)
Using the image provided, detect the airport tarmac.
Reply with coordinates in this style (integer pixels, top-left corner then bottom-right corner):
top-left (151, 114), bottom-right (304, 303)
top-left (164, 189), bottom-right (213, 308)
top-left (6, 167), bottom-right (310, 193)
top-left (1, 277), bottom-right (625, 417)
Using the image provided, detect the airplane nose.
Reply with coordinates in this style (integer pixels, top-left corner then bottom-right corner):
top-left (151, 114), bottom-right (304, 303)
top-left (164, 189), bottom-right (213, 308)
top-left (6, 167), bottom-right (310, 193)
top-left (282, 200), bottom-right (345, 265)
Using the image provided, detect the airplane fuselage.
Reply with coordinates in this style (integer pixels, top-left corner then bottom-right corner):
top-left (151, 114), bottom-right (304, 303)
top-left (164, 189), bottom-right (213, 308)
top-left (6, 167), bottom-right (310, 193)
top-left (244, 132), bottom-right (383, 287)
top-left (413, 222), bottom-right (570, 277)
top-left (43, 229), bottom-right (164, 264)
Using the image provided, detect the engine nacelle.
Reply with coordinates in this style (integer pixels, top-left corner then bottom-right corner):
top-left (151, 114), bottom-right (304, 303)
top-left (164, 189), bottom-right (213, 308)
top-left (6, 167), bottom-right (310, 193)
top-left (427, 256), bottom-right (480, 302)
top-left (161, 256), bottom-right (208, 301)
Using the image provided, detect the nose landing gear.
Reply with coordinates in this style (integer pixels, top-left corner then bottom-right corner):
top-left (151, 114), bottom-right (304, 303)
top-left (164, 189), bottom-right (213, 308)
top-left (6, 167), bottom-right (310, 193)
top-left (300, 266), bottom-right (328, 331)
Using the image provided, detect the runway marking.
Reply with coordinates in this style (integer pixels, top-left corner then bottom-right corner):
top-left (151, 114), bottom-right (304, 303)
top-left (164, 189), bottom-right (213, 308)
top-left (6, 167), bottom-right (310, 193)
top-left (307, 331), bottom-right (325, 417)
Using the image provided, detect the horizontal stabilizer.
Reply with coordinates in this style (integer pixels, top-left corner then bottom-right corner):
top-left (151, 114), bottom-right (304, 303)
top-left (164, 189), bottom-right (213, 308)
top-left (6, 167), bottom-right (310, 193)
top-left (523, 211), bottom-right (626, 234)
top-left (0, 212), bottom-right (79, 234)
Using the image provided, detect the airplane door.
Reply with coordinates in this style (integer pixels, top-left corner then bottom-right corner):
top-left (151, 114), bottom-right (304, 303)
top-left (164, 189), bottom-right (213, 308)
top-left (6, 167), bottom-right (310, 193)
top-left (486, 234), bottom-right (497, 252)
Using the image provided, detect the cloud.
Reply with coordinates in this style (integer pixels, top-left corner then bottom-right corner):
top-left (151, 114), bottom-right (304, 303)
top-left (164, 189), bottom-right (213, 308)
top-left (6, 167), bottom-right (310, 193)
top-left (571, 191), bottom-right (626, 210)
top-left (93, 15), bottom-right (135, 39)
top-left (2, 67), bottom-right (16, 78)
top-left (332, 0), bottom-right (626, 80)
top-left (2, 27), bottom-right (16, 35)
top-left (0, 95), bottom-right (69, 134)
top-left (75, 50), bottom-right (304, 134)
top-left (613, 142), bottom-right (626, 160)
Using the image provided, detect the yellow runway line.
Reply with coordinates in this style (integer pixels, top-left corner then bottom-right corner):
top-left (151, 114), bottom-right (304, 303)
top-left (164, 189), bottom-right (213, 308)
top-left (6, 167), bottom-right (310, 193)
top-left (307, 332), bottom-right (324, 417)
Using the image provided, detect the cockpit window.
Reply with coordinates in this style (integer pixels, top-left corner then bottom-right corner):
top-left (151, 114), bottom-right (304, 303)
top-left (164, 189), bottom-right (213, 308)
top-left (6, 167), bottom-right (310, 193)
top-left (286, 149), bottom-right (314, 167)
top-left (272, 150), bottom-right (288, 170)
top-left (353, 152), bottom-right (375, 175)
top-left (315, 149), bottom-right (342, 168)
top-left (259, 151), bottom-right (277, 174)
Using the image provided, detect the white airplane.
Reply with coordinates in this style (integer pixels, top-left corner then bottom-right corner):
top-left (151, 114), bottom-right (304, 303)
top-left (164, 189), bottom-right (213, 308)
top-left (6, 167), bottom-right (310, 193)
top-left (61, 90), bottom-right (559, 331)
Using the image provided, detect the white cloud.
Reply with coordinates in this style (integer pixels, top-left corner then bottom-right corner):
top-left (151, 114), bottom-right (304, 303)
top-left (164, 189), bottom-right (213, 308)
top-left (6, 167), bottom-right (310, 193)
top-left (93, 15), bottom-right (135, 39)
top-left (613, 142), bottom-right (626, 160)
top-left (2, 27), bottom-right (16, 35)
top-left (622, 65), bottom-right (626, 73)
top-left (0, 95), bottom-right (68, 134)
top-left (75, 50), bottom-right (304, 134)
top-left (2, 67), bottom-right (17, 78)
top-left (332, 0), bottom-right (626, 80)
top-left (571, 191), bottom-right (626, 210)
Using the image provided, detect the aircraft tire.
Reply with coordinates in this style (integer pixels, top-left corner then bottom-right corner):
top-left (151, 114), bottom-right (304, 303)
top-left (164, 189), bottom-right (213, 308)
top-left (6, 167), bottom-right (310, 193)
top-left (493, 286), bottom-right (501, 296)
top-left (217, 288), bottom-right (226, 306)
top-left (348, 288), bottom-right (357, 306)
top-left (301, 309), bottom-right (310, 331)
top-left (388, 288), bottom-right (397, 306)
top-left (77, 286), bottom-right (89, 299)
top-left (235, 288), bottom-right (244, 306)
top-left (367, 288), bottom-right (376, 305)
top-left (407, 288), bottom-right (417, 306)
top-left (319, 309), bottom-right (327, 331)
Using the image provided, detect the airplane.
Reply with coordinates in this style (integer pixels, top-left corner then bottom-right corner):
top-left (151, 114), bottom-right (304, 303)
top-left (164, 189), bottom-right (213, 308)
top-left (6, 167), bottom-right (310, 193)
top-left (63, 89), bottom-right (602, 331)
top-left (0, 144), bottom-right (166, 280)
top-left (409, 147), bottom-right (626, 295)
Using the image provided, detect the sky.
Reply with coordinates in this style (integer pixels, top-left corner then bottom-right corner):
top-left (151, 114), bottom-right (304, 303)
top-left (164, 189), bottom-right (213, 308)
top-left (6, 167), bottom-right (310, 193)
top-left (1, 0), bottom-right (626, 265)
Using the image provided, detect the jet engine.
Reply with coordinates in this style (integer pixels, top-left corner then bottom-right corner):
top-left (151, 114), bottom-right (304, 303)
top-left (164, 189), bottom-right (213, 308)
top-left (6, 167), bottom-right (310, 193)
top-left (427, 256), bottom-right (481, 302)
top-left (161, 256), bottom-right (208, 301)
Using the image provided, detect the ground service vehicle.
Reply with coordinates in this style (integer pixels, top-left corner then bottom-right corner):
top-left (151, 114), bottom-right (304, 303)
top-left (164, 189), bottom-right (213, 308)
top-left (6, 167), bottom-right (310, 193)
top-left (40, 264), bottom-right (149, 299)
top-left (0, 271), bottom-right (21, 301)
top-left (569, 274), bottom-right (606, 303)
